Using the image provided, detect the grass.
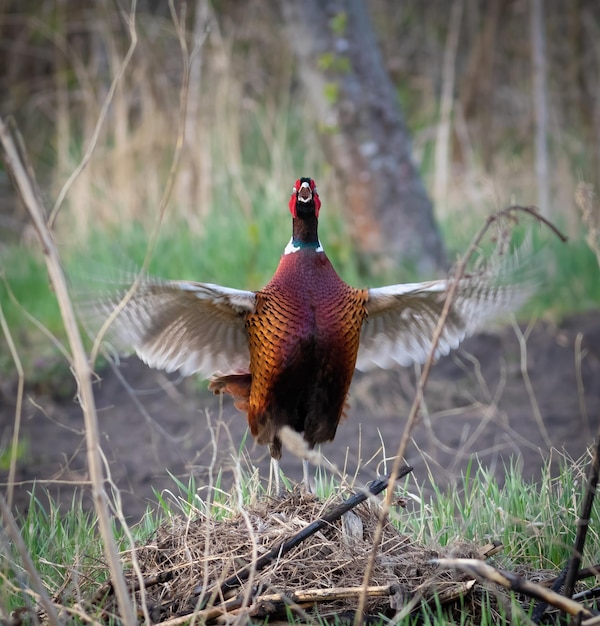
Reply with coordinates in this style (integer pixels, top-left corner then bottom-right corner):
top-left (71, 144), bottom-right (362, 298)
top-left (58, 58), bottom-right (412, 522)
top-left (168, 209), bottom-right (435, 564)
top-left (1, 454), bottom-right (596, 623)
top-left (399, 455), bottom-right (591, 570)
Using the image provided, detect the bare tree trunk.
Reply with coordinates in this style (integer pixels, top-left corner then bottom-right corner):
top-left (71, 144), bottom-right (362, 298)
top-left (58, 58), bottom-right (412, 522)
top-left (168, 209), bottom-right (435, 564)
top-left (280, 0), bottom-right (446, 275)
top-left (530, 0), bottom-right (550, 218)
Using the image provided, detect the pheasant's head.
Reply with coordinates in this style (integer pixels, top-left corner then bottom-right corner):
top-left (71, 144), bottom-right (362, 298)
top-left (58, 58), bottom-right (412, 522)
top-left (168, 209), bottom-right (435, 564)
top-left (289, 177), bottom-right (321, 219)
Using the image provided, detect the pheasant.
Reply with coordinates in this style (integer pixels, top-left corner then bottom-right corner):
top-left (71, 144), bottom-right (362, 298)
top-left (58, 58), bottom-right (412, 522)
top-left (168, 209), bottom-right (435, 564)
top-left (89, 177), bottom-right (529, 490)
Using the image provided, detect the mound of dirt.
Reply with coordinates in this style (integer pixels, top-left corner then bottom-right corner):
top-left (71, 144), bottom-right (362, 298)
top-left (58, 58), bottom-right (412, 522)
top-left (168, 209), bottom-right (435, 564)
top-left (91, 488), bottom-right (505, 624)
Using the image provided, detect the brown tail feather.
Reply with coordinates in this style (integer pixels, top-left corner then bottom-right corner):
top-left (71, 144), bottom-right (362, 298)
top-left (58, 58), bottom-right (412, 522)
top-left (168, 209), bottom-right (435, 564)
top-left (209, 371), bottom-right (252, 412)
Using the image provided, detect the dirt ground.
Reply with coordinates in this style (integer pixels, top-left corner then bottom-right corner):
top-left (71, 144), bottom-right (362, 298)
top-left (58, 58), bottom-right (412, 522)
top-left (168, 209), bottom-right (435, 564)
top-left (1, 311), bottom-right (599, 522)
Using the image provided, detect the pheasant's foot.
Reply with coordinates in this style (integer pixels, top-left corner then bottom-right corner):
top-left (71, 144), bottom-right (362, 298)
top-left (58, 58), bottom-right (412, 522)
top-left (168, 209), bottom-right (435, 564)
top-left (302, 459), bottom-right (313, 493)
top-left (269, 458), bottom-right (285, 497)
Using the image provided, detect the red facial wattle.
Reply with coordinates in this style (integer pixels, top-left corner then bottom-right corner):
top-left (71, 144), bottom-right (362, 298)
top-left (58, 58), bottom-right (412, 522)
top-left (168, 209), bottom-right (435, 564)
top-left (289, 178), bottom-right (321, 218)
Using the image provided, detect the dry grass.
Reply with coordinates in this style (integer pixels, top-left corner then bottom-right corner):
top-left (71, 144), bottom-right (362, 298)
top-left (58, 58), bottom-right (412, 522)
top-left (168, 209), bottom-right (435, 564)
top-left (92, 489), bottom-right (493, 624)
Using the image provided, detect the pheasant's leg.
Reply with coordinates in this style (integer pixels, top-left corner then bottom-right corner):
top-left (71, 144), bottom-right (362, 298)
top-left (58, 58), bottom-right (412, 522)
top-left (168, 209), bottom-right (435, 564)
top-left (302, 459), bottom-right (312, 493)
top-left (270, 458), bottom-right (281, 496)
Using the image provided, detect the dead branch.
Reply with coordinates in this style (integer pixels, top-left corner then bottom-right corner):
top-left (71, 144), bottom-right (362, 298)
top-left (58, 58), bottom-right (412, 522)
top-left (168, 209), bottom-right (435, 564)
top-left (559, 564), bottom-right (600, 585)
top-left (157, 585), bottom-right (394, 625)
top-left (435, 557), bottom-right (596, 619)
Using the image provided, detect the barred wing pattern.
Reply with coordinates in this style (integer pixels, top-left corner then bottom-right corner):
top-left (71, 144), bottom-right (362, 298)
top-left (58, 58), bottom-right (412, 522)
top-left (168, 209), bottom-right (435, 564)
top-left (357, 274), bottom-right (530, 371)
top-left (85, 279), bottom-right (256, 377)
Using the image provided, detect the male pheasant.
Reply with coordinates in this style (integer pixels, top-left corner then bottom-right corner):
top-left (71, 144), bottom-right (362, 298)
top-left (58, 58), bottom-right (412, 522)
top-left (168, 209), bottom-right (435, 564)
top-left (91, 177), bottom-right (528, 488)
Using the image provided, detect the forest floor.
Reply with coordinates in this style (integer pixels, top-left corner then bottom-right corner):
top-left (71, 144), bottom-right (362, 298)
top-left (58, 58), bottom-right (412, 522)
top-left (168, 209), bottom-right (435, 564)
top-left (1, 311), bottom-right (599, 522)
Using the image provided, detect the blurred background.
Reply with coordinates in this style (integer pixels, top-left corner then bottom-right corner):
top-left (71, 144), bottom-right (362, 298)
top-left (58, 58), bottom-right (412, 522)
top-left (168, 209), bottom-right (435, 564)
top-left (1, 0), bottom-right (599, 519)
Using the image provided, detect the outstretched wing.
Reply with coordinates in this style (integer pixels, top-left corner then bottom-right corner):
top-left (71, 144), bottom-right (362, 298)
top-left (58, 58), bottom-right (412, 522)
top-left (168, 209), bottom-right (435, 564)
top-left (79, 278), bottom-right (256, 378)
top-left (357, 270), bottom-right (531, 371)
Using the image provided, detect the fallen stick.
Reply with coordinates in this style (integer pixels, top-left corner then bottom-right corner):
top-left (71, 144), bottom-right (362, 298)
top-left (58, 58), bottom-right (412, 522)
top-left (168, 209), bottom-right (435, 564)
top-left (435, 557), bottom-right (596, 619)
top-left (547, 564), bottom-right (600, 587)
top-left (192, 467), bottom-right (412, 610)
top-left (159, 585), bottom-right (395, 625)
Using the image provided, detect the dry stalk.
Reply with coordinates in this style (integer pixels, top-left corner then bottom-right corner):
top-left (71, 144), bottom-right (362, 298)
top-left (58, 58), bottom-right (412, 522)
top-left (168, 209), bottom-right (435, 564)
top-left (0, 301), bottom-right (24, 510)
top-left (89, 0), bottom-right (194, 369)
top-left (355, 206), bottom-right (567, 623)
top-left (231, 464), bottom-right (262, 617)
top-left (0, 117), bottom-right (136, 626)
top-left (530, 0), bottom-right (551, 217)
top-left (48, 1), bottom-right (139, 228)
top-left (575, 332), bottom-right (592, 442)
top-left (511, 317), bottom-right (552, 448)
top-left (435, 558), bottom-right (594, 620)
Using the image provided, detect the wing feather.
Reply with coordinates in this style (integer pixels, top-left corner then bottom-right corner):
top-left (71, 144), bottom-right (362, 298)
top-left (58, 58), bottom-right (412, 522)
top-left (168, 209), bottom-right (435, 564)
top-left (79, 278), bottom-right (255, 378)
top-left (357, 270), bottom-right (531, 371)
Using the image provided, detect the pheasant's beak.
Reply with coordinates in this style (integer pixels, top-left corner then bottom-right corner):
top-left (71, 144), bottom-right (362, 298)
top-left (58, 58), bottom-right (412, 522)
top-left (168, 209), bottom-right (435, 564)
top-left (297, 181), bottom-right (312, 203)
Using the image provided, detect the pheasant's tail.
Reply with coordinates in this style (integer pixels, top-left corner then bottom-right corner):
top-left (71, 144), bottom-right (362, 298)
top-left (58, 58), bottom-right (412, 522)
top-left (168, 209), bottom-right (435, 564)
top-left (209, 371), bottom-right (252, 412)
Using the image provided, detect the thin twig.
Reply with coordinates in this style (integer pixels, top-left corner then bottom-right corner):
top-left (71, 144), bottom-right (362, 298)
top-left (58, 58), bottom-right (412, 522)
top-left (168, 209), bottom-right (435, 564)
top-left (512, 318), bottom-right (552, 448)
top-left (48, 1), bottom-right (138, 227)
top-left (355, 206), bottom-right (567, 623)
top-left (89, 0), bottom-right (193, 369)
top-left (0, 301), bottom-right (24, 510)
top-left (1, 271), bottom-right (72, 364)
